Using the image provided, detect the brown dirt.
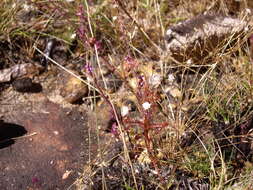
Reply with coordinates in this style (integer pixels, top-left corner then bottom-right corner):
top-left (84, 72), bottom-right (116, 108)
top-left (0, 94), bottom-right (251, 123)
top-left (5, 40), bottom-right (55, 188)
top-left (0, 71), bottom-right (101, 190)
top-left (0, 98), bottom-right (85, 189)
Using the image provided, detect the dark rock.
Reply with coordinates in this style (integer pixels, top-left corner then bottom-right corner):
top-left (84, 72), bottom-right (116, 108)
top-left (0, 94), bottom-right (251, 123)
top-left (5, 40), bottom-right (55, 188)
top-left (12, 77), bottom-right (42, 93)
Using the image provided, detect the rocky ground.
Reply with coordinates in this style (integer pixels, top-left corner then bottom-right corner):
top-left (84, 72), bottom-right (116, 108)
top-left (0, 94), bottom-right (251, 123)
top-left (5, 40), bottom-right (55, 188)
top-left (1, 0), bottom-right (253, 190)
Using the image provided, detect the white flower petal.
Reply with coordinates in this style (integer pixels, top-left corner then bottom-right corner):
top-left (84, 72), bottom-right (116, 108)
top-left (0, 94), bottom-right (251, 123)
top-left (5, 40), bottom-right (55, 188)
top-left (121, 106), bottom-right (129, 117)
top-left (142, 102), bottom-right (151, 110)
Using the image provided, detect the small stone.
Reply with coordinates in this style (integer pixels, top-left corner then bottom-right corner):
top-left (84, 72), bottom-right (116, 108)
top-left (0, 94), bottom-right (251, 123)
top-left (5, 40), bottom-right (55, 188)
top-left (128, 77), bottom-right (138, 91)
top-left (166, 86), bottom-right (182, 99)
top-left (121, 105), bottom-right (129, 117)
top-left (60, 71), bottom-right (88, 104)
top-left (167, 73), bottom-right (175, 83)
top-left (62, 170), bottom-right (72, 180)
top-left (12, 77), bottom-right (41, 93)
top-left (0, 63), bottom-right (42, 83)
top-left (16, 3), bottom-right (39, 23)
top-left (149, 73), bottom-right (162, 88)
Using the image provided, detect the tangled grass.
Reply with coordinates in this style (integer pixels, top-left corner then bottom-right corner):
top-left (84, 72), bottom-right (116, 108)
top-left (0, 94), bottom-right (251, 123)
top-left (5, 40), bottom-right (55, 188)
top-left (1, 0), bottom-right (253, 189)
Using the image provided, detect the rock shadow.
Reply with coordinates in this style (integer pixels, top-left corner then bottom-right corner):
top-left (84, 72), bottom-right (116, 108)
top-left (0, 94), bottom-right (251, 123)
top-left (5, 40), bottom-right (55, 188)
top-left (0, 120), bottom-right (27, 149)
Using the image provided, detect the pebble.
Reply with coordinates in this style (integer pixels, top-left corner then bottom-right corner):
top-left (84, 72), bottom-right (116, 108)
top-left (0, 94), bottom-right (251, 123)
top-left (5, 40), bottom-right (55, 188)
top-left (60, 71), bottom-right (88, 104)
top-left (12, 77), bottom-right (33, 92)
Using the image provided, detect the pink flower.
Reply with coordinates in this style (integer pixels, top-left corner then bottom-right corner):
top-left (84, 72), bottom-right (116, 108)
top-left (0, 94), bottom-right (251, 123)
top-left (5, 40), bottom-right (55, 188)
top-left (32, 177), bottom-right (39, 183)
top-left (94, 40), bottom-right (102, 50)
top-left (124, 55), bottom-right (134, 63)
top-left (84, 63), bottom-right (93, 75)
top-left (111, 122), bottom-right (119, 136)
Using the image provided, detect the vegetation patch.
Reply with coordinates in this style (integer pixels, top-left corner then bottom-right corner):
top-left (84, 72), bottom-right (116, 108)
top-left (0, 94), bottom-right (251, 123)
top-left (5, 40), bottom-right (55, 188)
top-left (1, 0), bottom-right (253, 189)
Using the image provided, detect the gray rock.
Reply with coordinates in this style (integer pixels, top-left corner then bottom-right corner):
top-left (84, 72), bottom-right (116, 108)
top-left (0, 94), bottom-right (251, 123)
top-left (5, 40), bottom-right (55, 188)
top-left (165, 14), bottom-right (249, 62)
